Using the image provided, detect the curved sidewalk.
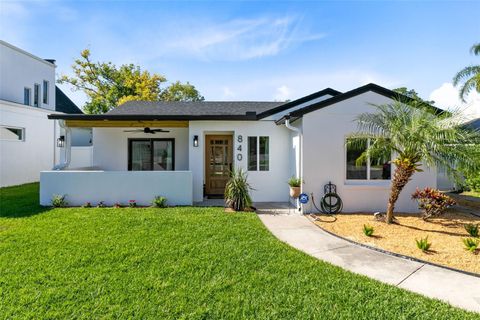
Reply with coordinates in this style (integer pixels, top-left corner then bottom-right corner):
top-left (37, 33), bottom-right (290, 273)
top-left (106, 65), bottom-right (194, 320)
top-left (258, 214), bottom-right (480, 313)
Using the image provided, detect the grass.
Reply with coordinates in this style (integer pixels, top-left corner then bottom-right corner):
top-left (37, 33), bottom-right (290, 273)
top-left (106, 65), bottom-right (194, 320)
top-left (0, 184), bottom-right (477, 319)
top-left (462, 191), bottom-right (480, 198)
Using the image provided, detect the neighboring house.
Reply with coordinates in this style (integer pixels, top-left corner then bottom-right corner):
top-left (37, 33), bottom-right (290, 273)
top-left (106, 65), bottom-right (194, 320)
top-left (41, 83), bottom-right (440, 213)
top-left (0, 40), bottom-right (86, 187)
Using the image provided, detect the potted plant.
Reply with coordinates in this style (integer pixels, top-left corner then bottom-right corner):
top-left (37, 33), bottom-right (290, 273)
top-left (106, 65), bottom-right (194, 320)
top-left (288, 176), bottom-right (302, 198)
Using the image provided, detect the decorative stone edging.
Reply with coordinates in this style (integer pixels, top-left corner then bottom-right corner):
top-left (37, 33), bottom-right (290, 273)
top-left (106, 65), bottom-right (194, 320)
top-left (306, 214), bottom-right (480, 279)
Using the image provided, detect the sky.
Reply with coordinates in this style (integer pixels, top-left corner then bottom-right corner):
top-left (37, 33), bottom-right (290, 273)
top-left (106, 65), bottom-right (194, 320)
top-left (1, 0), bottom-right (479, 117)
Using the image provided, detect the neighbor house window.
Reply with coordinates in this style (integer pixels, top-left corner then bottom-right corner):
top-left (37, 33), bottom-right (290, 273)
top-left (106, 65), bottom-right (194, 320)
top-left (248, 136), bottom-right (269, 171)
top-left (128, 139), bottom-right (174, 171)
top-left (42, 80), bottom-right (49, 104)
top-left (346, 138), bottom-right (391, 180)
top-left (0, 126), bottom-right (25, 141)
top-left (24, 88), bottom-right (31, 106)
top-left (33, 83), bottom-right (40, 107)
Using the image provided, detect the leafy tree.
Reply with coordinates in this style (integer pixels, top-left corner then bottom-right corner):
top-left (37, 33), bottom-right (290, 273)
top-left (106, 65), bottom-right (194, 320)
top-left (350, 99), bottom-right (480, 224)
top-left (393, 87), bottom-right (435, 105)
top-left (453, 43), bottom-right (480, 102)
top-left (58, 49), bottom-right (204, 114)
top-left (160, 81), bottom-right (204, 102)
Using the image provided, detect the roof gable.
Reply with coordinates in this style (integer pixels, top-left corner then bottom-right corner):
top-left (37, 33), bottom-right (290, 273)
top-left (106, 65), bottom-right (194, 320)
top-left (55, 86), bottom-right (83, 114)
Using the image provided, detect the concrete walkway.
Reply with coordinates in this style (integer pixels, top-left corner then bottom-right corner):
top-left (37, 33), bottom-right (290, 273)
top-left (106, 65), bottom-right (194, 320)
top-left (258, 214), bottom-right (480, 313)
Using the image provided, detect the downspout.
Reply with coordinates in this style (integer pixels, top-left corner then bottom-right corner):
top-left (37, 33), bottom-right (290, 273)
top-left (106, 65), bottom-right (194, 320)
top-left (53, 120), bottom-right (71, 170)
top-left (284, 114), bottom-right (303, 213)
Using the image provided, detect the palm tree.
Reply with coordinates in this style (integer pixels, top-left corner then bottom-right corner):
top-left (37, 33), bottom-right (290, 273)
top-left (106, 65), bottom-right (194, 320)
top-left (350, 99), bottom-right (480, 224)
top-left (453, 43), bottom-right (480, 102)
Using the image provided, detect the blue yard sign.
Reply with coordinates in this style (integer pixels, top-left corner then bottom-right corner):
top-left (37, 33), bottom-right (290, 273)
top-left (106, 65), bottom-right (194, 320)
top-left (299, 193), bottom-right (309, 204)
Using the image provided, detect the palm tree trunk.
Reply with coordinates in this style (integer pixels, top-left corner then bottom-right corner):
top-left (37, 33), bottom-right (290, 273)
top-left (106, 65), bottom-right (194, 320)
top-left (386, 161), bottom-right (416, 224)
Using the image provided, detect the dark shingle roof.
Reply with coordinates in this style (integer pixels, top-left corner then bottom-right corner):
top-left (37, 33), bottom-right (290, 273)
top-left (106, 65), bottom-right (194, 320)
top-left (55, 86), bottom-right (83, 114)
top-left (107, 101), bottom-right (283, 116)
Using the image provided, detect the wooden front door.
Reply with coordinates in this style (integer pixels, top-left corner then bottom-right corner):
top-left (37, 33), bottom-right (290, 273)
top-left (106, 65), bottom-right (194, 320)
top-left (205, 135), bottom-right (233, 196)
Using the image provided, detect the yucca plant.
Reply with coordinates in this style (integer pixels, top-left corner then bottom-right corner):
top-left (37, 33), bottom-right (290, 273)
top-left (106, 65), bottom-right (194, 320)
top-left (363, 225), bottom-right (374, 237)
top-left (415, 236), bottom-right (431, 252)
top-left (224, 168), bottom-right (253, 211)
top-left (350, 99), bottom-right (480, 223)
top-left (462, 238), bottom-right (479, 253)
top-left (464, 223), bottom-right (479, 238)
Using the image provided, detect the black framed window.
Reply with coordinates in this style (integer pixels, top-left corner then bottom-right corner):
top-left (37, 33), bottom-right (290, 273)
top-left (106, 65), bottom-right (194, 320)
top-left (248, 136), bottom-right (270, 171)
top-left (24, 88), bottom-right (31, 106)
top-left (128, 138), bottom-right (174, 171)
top-left (43, 80), bottom-right (49, 104)
top-left (248, 136), bottom-right (257, 171)
top-left (33, 84), bottom-right (40, 107)
top-left (346, 138), bottom-right (390, 180)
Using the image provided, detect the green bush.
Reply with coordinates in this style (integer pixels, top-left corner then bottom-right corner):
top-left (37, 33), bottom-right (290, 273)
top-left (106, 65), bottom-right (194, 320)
top-left (465, 176), bottom-right (480, 192)
top-left (464, 223), bottom-right (479, 237)
top-left (82, 202), bottom-right (92, 208)
top-left (225, 168), bottom-right (253, 211)
top-left (51, 194), bottom-right (67, 207)
top-left (415, 237), bottom-right (431, 252)
top-left (462, 238), bottom-right (479, 253)
top-left (363, 225), bottom-right (374, 237)
top-left (287, 176), bottom-right (302, 187)
top-left (152, 196), bottom-right (167, 208)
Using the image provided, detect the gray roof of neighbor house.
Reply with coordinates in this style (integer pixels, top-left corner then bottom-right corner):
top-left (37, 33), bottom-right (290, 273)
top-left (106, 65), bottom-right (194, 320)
top-left (107, 101), bottom-right (283, 116)
top-left (55, 86), bottom-right (83, 114)
top-left (465, 118), bottom-right (480, 130)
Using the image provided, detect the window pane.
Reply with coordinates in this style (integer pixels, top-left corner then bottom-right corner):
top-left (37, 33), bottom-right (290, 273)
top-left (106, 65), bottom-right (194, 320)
top-left (259, 136), bottom-right (269, 171)
top-left (131, 141), bottom-right (151, 170)
top-left (346, 138), bottom-right (367, 179)
top-left (43, 80), bottom-right (48, 104)
top-left (248, 136), bottom-right (257, 171)
top-left (153, 140), bottom-right (173, 171)
top-left (34, 84), bottom-right (39, 107)
top-left (0, 127), bottom-right (24, 141)
top-left (370, 154), bottom-right (391, 180)
top-left (24, 88), bottom-right (30, 105)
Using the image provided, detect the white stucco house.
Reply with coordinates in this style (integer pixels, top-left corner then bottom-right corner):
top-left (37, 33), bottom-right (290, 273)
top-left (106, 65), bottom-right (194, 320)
top-left (0, 40), bottom-right (90, 187)
top-left (40, 83), bottom-right (444, 213)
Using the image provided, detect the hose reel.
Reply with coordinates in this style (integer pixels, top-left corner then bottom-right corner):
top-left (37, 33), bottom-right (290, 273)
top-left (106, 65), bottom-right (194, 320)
top-left (312, 181), bottom-right (343, 214)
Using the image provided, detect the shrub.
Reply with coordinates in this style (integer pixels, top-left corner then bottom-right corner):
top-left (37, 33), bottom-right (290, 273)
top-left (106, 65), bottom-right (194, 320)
top-left (51, 194), bottom-right (67, 207)
top-left (411, 187), bottom-right (456, 220)
top-left (287, 176), bottom-right (302, 187)
top-left (415, 236), bottom-right (431, 252)
top-left (225, 168), bottom-right (253, 211)
top-left (363, 224), bottom-right (374, 237)
top-left (114, 202), bottom-right (122, 208)
top-left (464, 176), bottom-right (480, 192)
top-left (97, 201), bottom-right (106, 208)
top-left (128, 200), bottom-right (137, 208)
top-left (464, 223), bottom-right (479, 237)
top-left (462, 238), bottom-right (479, 253)
top-left (152, 196), bottom-right (167, 208)
top-left (82, 202), bottom-right (92, 208)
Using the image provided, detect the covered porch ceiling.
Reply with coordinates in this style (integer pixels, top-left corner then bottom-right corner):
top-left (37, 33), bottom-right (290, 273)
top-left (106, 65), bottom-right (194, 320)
top-left (64, 120), bottom-right (188, 128)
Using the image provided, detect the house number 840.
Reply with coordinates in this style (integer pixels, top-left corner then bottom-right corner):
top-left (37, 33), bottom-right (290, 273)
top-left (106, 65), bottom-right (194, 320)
top-left (236, 135), bottom-right (243, 161)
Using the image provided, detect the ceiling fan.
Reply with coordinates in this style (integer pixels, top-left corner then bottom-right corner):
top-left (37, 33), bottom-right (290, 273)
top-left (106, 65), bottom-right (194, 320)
top-left (123, 127), bottom-right (170, 134)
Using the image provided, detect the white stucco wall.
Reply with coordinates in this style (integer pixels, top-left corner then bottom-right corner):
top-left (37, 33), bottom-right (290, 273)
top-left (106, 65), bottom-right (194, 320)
top-left (301, 91), bottom-right (437, 213)
top-left (92, 127), bottom-right (189, 171)
top-left (0, 41), bottom-right (56, 110)
top-left (40, 170), bottom-right (193, 206)
top-left (71, 128), bottom-right (92, 146)
top-left (0, 101), bottom-right (58, 187)
top-left (188, 120), bottom-right (292, 202)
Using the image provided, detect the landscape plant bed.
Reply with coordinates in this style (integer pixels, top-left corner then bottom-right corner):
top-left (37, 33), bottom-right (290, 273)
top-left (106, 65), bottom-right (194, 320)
top-left (312, 211), bottom-right (480, 274)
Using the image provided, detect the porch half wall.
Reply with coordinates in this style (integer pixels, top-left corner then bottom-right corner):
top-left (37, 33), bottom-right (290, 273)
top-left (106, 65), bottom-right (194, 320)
top-left (40, 170), bottom-right (193, 206)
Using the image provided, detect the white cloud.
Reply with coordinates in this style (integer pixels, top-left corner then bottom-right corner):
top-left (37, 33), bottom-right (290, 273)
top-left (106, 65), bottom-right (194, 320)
top-left (429, 82), bottom-right (480, 119)
top-left (165, 16), bottom-right (325, 61)
top-left (222, 86), bottom-right (235, 99)
top-left (274, 85), bottom-right (292, 101)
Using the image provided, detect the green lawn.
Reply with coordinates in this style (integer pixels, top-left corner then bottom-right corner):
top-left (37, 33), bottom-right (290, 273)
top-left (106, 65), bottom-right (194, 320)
top-left (0, 183), bottom-right (476, 319)
top-left (462, 191), bottom-right (480, 198)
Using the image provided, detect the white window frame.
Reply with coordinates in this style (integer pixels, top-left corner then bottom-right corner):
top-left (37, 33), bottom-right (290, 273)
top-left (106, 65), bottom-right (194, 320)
top-left (0, 126), bottom-right (25, 142)
top-left (33, 83), bottom-right (40, 107)
top-left (345, 137), bottom-right (391, 182)
top-left (42, 80), bottom-right (49, 105)
top-left (24, 87), bottom-right (31, 106)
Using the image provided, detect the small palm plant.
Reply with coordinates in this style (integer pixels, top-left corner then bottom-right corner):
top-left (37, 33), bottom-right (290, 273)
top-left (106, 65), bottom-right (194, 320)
top-left (363, 225), bottom-right (374, 237)
top-left (225, 168), bottom-right (253, 211)
top-left (464, 223), bottom-right (479, 238)
top-left (416, 237), bottom-right (432, 252)
top-left (462, 238), bottom-right (479, 253)
top-left (350, 99), bottom-right (480, 224)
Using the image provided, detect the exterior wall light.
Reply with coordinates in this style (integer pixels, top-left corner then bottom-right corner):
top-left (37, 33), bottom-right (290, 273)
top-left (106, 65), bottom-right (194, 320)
top-left (57, 135), bottom-right (65, 148)
top-left (193, 135), bottom-right (199, 147)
